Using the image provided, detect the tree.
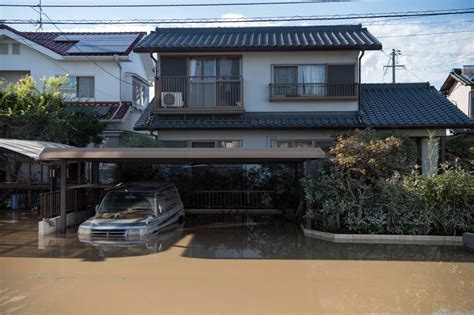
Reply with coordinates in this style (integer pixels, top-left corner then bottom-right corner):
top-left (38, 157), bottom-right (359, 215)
top-left (0, 75), bottom-right (104, 146)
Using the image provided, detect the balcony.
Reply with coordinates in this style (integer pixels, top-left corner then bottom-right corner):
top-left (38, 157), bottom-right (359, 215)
top-left (155, 76), bottom-right (243, 114)
top-left (269, 83), bottom-right (358, 101)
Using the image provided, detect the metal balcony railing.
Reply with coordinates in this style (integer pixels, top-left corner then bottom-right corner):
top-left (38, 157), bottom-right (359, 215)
top-left (157, 76), bottom-right (243, 112)
top-left (269, 83), bottom-right (358, 100)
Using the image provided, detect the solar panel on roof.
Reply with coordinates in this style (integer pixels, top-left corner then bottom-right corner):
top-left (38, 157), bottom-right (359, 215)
top-left (54, 34), bottom-right (139, 54)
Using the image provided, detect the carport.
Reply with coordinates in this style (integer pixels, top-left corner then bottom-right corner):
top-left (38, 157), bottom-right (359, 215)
top-left (38, 147), bottom-right (325, 232)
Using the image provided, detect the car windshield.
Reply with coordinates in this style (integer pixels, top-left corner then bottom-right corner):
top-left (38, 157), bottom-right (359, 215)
top-left (98, 191), bottom-right (155, 214)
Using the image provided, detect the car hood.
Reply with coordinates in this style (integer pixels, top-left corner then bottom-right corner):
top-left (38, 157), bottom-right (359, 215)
top-left (80, 216), bottom-right (156, 229)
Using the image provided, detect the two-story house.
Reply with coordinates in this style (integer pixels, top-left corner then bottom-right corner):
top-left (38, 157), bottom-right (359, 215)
top-left (0, 24), bottom-right (155, 147)
top-left (440, 65), bottom-right (474, 119)
top-left (133, 25), bottom-right (473, 174)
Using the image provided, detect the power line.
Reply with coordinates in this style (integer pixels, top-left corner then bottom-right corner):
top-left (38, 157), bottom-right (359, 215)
top-left (378, 29), bottom-right (474, 38)
top-left (3, 8), bottom-right (474, 25)
top-left (0, 0), bottom-right (350, 8)
top-left (410, 51), bottom-right (474, 69)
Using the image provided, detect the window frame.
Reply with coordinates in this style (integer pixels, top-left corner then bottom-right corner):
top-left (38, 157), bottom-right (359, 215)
top-left (76, 76), bottom-right (95, 99)
top-left (270, 63), bottom-right (357, 100)
top-left (0, 43), bottom-right (9, 55)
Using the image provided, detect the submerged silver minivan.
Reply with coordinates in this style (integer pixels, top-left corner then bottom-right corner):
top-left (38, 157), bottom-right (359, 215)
top-left (78, 183), bottom-right (184, 243)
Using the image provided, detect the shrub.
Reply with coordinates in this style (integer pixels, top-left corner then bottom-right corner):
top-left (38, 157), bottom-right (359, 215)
top-left (303, 129), bottom-right (473, 236)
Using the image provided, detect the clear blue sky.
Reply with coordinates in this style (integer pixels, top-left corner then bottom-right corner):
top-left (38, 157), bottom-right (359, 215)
top-left (1, 0), bottom-right (473, 87)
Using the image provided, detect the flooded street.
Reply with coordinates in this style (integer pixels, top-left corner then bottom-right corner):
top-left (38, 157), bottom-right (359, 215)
top-left (1, 211), bottom-right (473, 314)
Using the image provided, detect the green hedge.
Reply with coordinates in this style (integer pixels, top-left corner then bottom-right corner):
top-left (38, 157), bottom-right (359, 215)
top-left (302, 129), bottom-right (473, 236)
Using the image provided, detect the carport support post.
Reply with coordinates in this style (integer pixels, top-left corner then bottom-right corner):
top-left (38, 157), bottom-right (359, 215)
top-left (60, 160), bottom-right (67, 233)
top-left (303, 160), bottom-right (314, 229)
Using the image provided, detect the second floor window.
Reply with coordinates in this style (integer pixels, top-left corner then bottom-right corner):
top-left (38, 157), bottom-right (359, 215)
top-left (271, 64), bottom-right (356, 98)
top-left (274, 65), bottom-right (326, 96)
top-left (76, 76), bottom-right (94, 98)
top-left (61, 76), bottom-right (95, 99)
top-left (133, 79), bottom-right (149, 107)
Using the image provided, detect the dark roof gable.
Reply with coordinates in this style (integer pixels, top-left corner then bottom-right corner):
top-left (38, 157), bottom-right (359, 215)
top-left (440, 68), bottom-right (474, 94)
top-left (134, 24), bottom-right (382, 52)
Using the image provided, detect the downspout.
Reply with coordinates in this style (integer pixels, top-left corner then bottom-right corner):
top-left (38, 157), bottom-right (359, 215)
top-left (113, 54), bottom-right (122, 104)
top-left (149, 53), bottom-right (159, 139)
top-left (357, 50), bottom-right (365, 125)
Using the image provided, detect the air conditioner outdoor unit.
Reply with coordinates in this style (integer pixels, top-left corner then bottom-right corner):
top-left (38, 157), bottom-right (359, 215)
top-left (161, 92), bottom-right (184, 107)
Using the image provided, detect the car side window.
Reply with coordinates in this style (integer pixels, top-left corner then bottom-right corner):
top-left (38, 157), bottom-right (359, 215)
top-left (157, 187), bottom-right (178, 213)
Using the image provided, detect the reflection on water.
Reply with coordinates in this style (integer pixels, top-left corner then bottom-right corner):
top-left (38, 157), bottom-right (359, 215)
top-left (182, 216), bottom-right (474, 262)
top-left (0, 211), bottom-right (472, 262)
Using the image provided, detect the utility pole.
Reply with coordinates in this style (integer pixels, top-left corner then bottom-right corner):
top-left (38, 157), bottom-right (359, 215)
top-left (383, 49), bottom-right (405, 83)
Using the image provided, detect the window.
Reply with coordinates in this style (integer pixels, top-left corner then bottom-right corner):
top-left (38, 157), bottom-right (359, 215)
top-left (191, 141), bottom-right (216, 148)
top-left (76, 76), bottom-right (94, 98)
top-left (273, 65), bottom-right (325, 96)
top-left (271, 64), bottom-right (355, 98)
top-left (271, 139), bottom-right (334, 151)
top-left (190, 140), bottom-right (242, 148)
top-left (11, 44), bottom-right (20, 55)
top-left (60, 76), bottom-right (95, 99)
top-left (133, 79), bottom-right (149, 107)
top-left (0, 43), bottom-right (8, 55)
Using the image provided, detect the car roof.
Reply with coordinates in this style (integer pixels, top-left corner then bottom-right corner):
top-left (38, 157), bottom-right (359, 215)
top-left (112, 182), bottom-right (175, 193)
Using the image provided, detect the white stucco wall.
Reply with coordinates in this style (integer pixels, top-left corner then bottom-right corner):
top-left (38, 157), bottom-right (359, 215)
top-left (157, 50), bottom-right (360, 113)
top-left (242, 51), bottom-right (359, 112)
top-left (0, 38), bottom-right (153, 104)
top-left (0, 38), bottom-right (121, 101)
top-left (156, 129), bottom-right (444, 149)
top-left (447, 81), bottom-right (472, 117)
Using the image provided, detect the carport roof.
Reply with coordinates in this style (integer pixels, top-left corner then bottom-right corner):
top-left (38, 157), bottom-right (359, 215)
top-left (0, 138), bottom-right (74, 161)
top-left (39, 147), bottom-right (325, 163)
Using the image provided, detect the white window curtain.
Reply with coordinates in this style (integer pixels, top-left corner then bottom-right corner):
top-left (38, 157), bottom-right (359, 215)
top-left (218, 58), bottom-right (233, 77)
top-left (298, 65), bottom-right (325, 96)
top-left (77, 76), bottom-right (94, 98)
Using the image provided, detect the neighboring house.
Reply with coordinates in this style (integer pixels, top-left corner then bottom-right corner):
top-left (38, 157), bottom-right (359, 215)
top-left (440, 65), bottom-right (474, 120)
top-left (0, 24), bottom-right (155, 147)
top-left (133, 25), bottom-right (474, 173)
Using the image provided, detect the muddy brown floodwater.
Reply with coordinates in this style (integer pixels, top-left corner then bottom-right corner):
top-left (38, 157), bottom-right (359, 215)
top-left (0, 211), bottom-right (473, 314)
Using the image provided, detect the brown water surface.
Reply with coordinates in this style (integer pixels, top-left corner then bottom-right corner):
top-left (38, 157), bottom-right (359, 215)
top-left (0, 211), bottom-right (473, 314)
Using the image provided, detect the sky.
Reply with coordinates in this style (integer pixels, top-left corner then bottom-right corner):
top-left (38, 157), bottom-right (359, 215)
top-left (1, 0), bottom-right (473, 88)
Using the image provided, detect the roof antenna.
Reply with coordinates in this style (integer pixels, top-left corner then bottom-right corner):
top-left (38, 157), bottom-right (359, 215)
top-left (36, 0), bottom-right (43, 31)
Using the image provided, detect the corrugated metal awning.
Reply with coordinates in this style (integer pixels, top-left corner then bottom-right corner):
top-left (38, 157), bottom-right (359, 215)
top-left (39, 147), bottom-right (325, 163)
top-left (0, 138), bottom-right (74, 161)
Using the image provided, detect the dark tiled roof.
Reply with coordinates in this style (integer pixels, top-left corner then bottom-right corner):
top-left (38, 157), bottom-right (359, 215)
top-left (0, 24), bottom-right (145, 56)
top-left (134, 25), bottom-right (382, 53)
top-left (135, 83), bottom-right (474, 131)
top-left (135, 111), bottom-right (361, 130)
top-left (65, 102), bottom-right (131, 120)
top-left (440, 68), bottom-right (474, 94)
top-left (360, 83), bottom-right (474, 128)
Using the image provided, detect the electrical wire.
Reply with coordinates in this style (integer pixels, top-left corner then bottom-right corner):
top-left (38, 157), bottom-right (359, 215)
top-left (3, 8), bottom-right (474, 25)
top-left (0, 0), bottom-right (351, 8)
top-left (38, 9), bottom-right (134, 86)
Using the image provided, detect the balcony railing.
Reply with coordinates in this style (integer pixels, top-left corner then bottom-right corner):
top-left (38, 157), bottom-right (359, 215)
top-left (156, 76), bottom-right (243, 113)
top-left (269, 83), bottom-right (358, 100)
